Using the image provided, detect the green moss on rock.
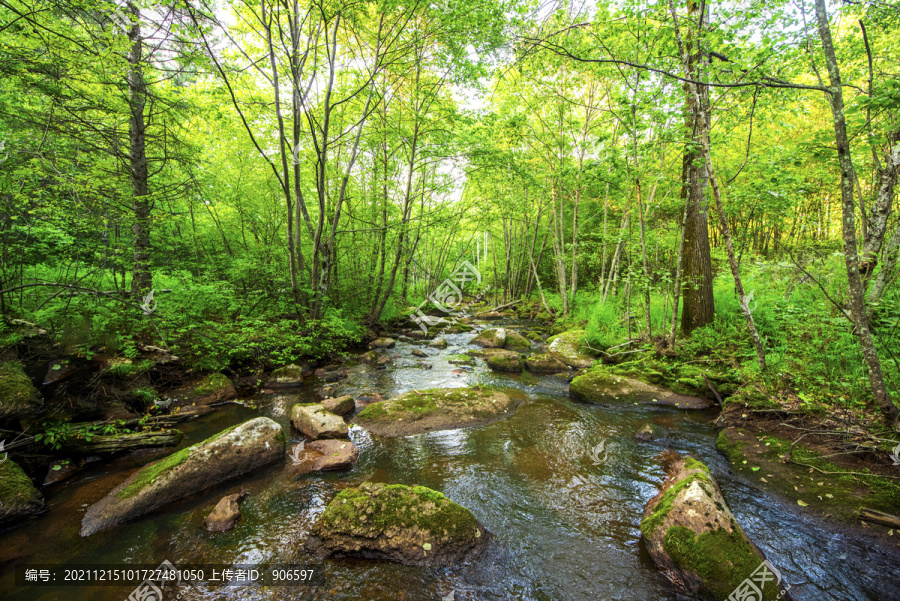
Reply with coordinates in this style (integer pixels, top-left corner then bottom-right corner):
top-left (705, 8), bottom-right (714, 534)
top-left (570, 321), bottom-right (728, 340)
top-left (353, 387), bottom-right (518, 437)
top-left (446, 354), bottom-right (475, 366)
top-left (663, 526), bottom-right (782, 601)
top-left (485, 350), bottom-right (524, 373)
top-left (193, 373), bottom-right (232, 395)
top-left (0, 361), bottom-right (42, 420)
top-left (0, 458), bottom-right (45, 523)
top-left (307, 482), bottom-right (486, 565)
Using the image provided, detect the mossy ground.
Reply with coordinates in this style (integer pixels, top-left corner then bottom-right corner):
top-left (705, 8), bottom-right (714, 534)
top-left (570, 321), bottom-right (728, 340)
top-left (716, 427), bottom-right (900, 523)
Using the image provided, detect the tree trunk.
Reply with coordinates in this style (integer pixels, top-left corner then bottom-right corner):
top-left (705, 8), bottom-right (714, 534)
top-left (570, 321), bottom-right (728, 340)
top-left (678, 0), bottom-right (714, 334)
top-left (127, 2), bottom-right (151, 299)
top-left (861, 125), bottom-right (900, 278)
top-left (669, 0), bottom-right (767, 371)
top-left (814, 0), bottom-right (898, 425)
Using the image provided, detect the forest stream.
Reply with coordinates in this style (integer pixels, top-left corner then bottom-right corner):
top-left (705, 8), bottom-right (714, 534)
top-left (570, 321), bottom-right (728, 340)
top-left (1, 319), bottom-right (899, 601)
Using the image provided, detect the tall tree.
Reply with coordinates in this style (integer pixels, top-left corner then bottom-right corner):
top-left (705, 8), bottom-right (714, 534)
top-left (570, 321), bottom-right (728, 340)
top-left (813, 0), bottom-right (898, 425)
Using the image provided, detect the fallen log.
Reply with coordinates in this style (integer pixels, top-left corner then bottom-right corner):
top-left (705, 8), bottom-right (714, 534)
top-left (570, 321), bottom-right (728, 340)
top-left (858, 507), bottom-right (900, 529)
top-left (60, 429), bottom-right (184, 454)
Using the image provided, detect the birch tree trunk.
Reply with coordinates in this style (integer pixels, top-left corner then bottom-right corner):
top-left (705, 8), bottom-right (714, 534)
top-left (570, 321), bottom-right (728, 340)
top-left (814, 0), bottom-right (898, 424)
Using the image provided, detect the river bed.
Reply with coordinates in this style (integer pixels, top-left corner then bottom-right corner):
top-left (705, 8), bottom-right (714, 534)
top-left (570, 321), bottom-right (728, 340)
top-left (1, 324), bottom-right (898, 601)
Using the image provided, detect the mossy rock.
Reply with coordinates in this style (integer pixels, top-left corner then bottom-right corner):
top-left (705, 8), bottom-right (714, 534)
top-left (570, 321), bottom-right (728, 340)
top-left (465, 347), bottom-right (499, 359)
top-left (608, 358), bottom-right (737, 399)
top-left (546, 330), bottom-right (595, 369)
top-left (0, 458), bottom-right (45, 525)
top-left (641, 456), bottom-right (787, 600)
top-left (305, 482), bottom-right (487, 566)
top-left (635, 423), bottom-right (668, 442)
top-left (80, 417), bottom-right (284, 536)
top-left (169, 373), bottom-right (237, 407)
top-left (358, 350), bottom-right (380, 364)
top-left (353, 387), bottom-right (520, 437)
top-left (446, 323), bottom-right (475, 333)
top-left (524, 354), bottom-right (569, 374)
top-left (368, 337), bottom-right (396, 349)
top-left (270, 364), bottom-right (305, 386)
top-left (0, 361), bottom-right (42, 420)
top-left (522, 331), bottom-right (544, 342)
top-left (291, 403), bottom-right (349, 440)
top-left (569, 368), bottom-right (712, 409)
top-left (446, 354), bottom-right (475, 366)
top-left (485, 350), bottom-right (524, 373)
top-left (427, 337), bottom-right (448, 349)
top-left (471, 328), bottom-right (506, 348)
top-left (503, 330), bottom-right (532, 352)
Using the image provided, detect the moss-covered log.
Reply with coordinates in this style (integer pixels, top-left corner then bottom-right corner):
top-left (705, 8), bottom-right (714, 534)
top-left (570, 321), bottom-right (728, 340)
top-left (60, 428), bottom-right (184, 454)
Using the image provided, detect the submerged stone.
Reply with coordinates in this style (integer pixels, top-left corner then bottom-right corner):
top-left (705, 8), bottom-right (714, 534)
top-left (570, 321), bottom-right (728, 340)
top-left (204, 491), bottom-right (247, 532)
top-left (287, 439), bottom-right (359, 475)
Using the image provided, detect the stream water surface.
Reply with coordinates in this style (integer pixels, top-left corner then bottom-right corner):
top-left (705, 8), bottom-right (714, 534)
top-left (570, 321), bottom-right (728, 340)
top-left (1, 323), bottom-right (898, 601)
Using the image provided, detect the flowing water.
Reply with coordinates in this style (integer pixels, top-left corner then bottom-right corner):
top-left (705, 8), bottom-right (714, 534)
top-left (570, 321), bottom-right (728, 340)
top-left (1, 323), bottom-right (899, 601)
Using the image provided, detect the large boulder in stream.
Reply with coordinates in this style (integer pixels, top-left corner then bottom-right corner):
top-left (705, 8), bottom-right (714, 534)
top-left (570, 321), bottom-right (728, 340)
top-left (471, 328), bottom-right (506, 348)
top-left (0, 458), bottom-right (45, 525)
top-left (286, 439), bottom-right (359, 475)
top-left (305, 482), bottom-right (488, 566)
top-left (570, 368), bottom-right (712, 409)
top-left (0, 361), bottom-right (42, 421)
top-left (503, 330), bottom-right (532, 352)
top-left (546, 330), bottom-right (595, 369)
top-left (291, 403), bottom-right (350, 439)
top-left (168, 372), bottom-right (237, 406)
top-left (524, 353), bottom-right (569, 374)
top-left (80, 417), bottom-right (284, 536)
top-left (368, 337), bottom-right (396, 349)
top-left (641, 456), bottom-right (790, 600)
top-left (485, 349), bottom-right (524, 373)
top-left (353, 387), bottom-right (519, 437)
